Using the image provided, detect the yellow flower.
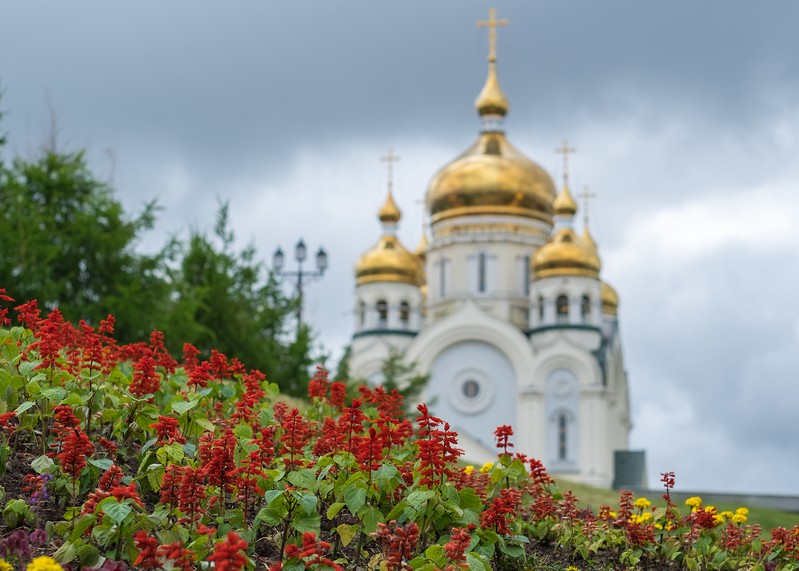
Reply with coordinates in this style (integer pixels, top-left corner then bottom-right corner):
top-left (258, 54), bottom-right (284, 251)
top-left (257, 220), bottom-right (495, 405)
top-left (713, 514), bottom-right (725, 525)
top-left (720, 511), bottom-right (734, 520)
top-left (0, 559), bottom-right (13, 571)
top-left (609, 511), bottom-right (617, 518)
top-left (735, 507), bottom-right (749, 516)
top-left (464, 465), bottom-right (474, 476)
top-left (566, 567), bottom-right (579, 571)
top-left (685, 496), bottom-right (702, 509)
top-left (732, 513), bottom-right (747, 524)
top-left (26, 557), bottom-right (64, 571)
top-left (629, 512), bottom-right (652, 525)
top-left (479, 461), bottom-right (493, 474)
top-left (634, 497), bottom-right (651, 510)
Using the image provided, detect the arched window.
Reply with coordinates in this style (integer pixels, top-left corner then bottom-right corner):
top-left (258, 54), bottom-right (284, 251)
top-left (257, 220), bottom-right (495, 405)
top-left (556, 295), bottom-right (569, 323)
top-left (376, 300), bottom-right (388, 329)
top-left (399, 301), bottom-right (410, 329)
top-left (359, 301), bottom-right (366, 328)
top-left (581, 295), bottom-right (591, 324)
top-left (557, 413), bottom-right (568, 460)
top-left (538, 296), bottom-right (545, 322)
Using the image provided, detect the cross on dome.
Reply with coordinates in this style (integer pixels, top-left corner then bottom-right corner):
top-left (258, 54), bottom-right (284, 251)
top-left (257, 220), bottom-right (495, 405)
top-left (477, 7), bottom-right (508, 64)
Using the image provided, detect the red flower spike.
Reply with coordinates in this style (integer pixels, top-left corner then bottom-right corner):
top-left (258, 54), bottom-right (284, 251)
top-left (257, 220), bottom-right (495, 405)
top-left (207, 531), bottom-right (248, 571)
top-left (133, 530), bottom-right (162, 569)
top-left (494, 424), bottom-right (514, 455)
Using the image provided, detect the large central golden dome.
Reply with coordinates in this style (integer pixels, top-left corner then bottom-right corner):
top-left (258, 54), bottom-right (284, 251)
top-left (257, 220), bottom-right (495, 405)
top-left (426, 132), bottom-right (557, 225)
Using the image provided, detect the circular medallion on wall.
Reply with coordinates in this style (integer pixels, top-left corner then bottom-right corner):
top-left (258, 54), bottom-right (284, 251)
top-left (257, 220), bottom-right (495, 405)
top-left (449, 367), bottom-right (495, 414)
top-left (553, 376), bottom-right (573, 398)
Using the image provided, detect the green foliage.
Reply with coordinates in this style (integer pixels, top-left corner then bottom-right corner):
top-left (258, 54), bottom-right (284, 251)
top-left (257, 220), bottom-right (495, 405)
top-left (2, 307), bottom-right (796, 571)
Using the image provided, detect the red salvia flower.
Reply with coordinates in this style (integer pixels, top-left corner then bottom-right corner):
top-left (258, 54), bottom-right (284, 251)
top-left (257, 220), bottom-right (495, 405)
top-left (356, 427), bottom-right (384, 473)
top-left (109, 483), bottom-right (144, 506)
top-left (294, 531), bottom-right (343, 570)
top-left (329, 382), bottom-right (347, 408)
top-left (160, 463), bottom-right (183, 508)
top-left (158, 541), bottom-right (195, 571)
top-left (30, 309), bottom-right (72, 370)
top-left (0, 288), bottom-right (14, 326)
top-left (0, 412), bottom-right (17, 434)
top-left (249, 426), bottom-right (276, 469)
top-left (443, 527), bottom-right (472, 570)
top-left (133, 530), bottom-right (161, 569)
top-left (373, 520), bottom-right (420, 571)
top-left (150, 415), bottom-right (186, 445)
top-left (14, 299), bottom-right (40, 331)
top-left (129, 353), bottom-right (160, 398)
top-left (57, 427), bottom-right (95, 479)
top-left (494, 424), bottom-right (514, 455)
top-left (204, 427), bottom-right (238, 494)
top-left (307, 366), bottom-right (330, 400)
top-left (187, 360), bottom-right (213, 389)
top-left (149, 330), bottom-right (177, 373)
top-left (178, 465), bottom-right (207, 526)
top-left (280, 408), bottom-right (311, 470)
top-left (337, 398), bottom-right (367, 455)
top-left (207, 531), bottom-right (248, 571)
top-left (182, 343), bottom-right (200, 372)
top-left (97, 464), bottom-right (124, 491)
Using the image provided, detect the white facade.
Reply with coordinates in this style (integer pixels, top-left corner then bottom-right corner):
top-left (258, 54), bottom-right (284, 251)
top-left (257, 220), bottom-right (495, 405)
top-left (349, 29), bottom-right (631, 488)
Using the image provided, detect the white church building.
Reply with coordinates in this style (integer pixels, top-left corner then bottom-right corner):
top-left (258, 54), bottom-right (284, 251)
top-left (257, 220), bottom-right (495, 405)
top-left (348, 10), bottom-right (632, 489)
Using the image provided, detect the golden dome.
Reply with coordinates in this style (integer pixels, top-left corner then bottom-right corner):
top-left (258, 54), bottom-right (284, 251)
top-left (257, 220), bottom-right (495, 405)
top-left (379, 191), bottom-right (401, 224)
top-left (553, 183), bottom-right (578, 217)
top-left (601, 280), bottom-right (619, 316)
top-left (582, 225), bottom-right (597, 252)
top-left (355, 235), bottom-right (423, 286)
top-left (532, 228), bottom-right (601, 280)
top-left (475, 64), bottom-right (509, 117)
top-left (414, 231), bottom-right (429, 260)
top-left (426, 132), bottom-right (557, 224)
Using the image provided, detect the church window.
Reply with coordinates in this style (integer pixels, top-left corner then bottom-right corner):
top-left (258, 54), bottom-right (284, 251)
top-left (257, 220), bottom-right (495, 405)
top-left (557, 413), bottom-right (568, 460)
top-left (359, 301), bottom-right (366, 328)
top-left (478, 252), bottom-right (487, 293)
top-left (523, 255), bottom-right (530, 295)
top-left (439, 259), bottom-right (448, 297)
top-left (556, 295), bottom-right (569, 323)
top-left (399, 301), bottom-right (410, 329)
top-left (581, 295), bottom-right (591, 323)
top-left (376, 300), bottom-right (388, 329)
top-left (538, 296), bottom-right (545, 322)
top-left (462, 379), bottom-right (480, 399)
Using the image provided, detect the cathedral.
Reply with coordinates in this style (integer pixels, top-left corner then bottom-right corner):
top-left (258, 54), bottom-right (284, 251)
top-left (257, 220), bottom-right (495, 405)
top-left (348, 10), bottom-right (631, 489)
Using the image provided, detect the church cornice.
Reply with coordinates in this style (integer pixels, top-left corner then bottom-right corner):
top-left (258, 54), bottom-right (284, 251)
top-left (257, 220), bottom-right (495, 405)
top-left (353, 329), bottom-right (418, 339)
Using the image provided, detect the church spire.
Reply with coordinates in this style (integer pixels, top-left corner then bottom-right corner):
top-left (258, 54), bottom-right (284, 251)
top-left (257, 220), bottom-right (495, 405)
top-left (378, 148), bottom-right (402, 233)
top-left (475, 8), bottom-right (509, 128)
top-left (553, 140), bottom-right (578, 224)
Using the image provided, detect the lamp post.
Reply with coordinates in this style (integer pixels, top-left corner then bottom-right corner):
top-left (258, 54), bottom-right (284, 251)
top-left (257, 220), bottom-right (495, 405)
top-left (272, 239), bottom-right (327, 328)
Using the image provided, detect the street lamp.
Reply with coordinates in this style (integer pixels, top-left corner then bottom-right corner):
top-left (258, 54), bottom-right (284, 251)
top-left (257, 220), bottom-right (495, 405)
top-left (272, 239), bottom-right (327, 327)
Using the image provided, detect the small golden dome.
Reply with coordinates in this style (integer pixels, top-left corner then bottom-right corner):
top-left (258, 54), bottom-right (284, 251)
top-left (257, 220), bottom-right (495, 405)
top-left (532, 228), bottom-right (601, 280)
top-left (379, 191), bottom-right (401, 224)
top-left (475, 64), bottom-right (509, 117)
top-left (355, 235), bottom-right (423, 286)
top-left (553, 183), bottom-right (578, 217)
top-left (426, 132), bottom-right (556, 224)
top-left (582, 225), bottom-right (597, 252)
top-left (600, 280), bottom-right (619, 316)
top-left (414, 231), bottom-right (429, 260)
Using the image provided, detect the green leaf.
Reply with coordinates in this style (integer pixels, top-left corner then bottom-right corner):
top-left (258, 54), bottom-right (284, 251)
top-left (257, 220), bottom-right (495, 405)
top-left (298, 493), bottom-right (318, 516)
top-left (292, 512), bottom-right (321, 534)
top-left (287, 468), bottom-right (317, 492)
top-left (171, 400), bottom-right (198, 414)
top-left (424, 544), bottom-right (447, 566)
top-left (31, 454), bottom-right (55, 474)
top-left (193, 417), bottom-right (216, 432)
top-left (264, 489), bottom-right (284, 507)
top-left (14, 401), bottom-right (36, 414)
top-left (327, 501), bottom-right (345, 520)
top-left (88, 458), bottom-right (114, 471)
top-left (343, 485), bottom-right (366, 514)
top-left (336, 523), bottom-right (358, 547)
top-left (77, 543), bottom-right (100, 567)
top-left (41, 386), bottom-right (66, 402)
top-left (360, 505), bottom-right (382, 534)
top-left (102, 501), bottom-right (133, 525)
top-left (406, 489), bottom-right (435, 511)
top-left (53, 542), bottom-right (77, 565)
top-left (465, 553), bottom-right (488, 571)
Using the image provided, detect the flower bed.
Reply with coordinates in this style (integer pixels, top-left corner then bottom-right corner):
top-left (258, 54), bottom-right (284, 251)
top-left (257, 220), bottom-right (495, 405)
top-left (0, 290), bottom-right (797, 570)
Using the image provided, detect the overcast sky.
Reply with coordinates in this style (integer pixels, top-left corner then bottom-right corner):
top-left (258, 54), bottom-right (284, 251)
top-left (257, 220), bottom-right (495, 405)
top-left (3, 1), bottom-right (799, 497)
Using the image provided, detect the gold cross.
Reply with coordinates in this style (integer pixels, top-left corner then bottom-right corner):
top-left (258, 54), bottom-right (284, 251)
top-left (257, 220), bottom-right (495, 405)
top-left (578, 186), bottom-right (597, 226)
top-left (381, 148), bottom-right (401, 192)
top-left (555, 140), bottom-right (576, 183)
top-left (477, 7), bottom-right (508, 64)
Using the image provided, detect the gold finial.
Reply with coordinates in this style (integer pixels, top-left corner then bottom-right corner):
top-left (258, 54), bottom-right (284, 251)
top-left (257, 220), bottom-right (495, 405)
top-left (477, 7), bottom-right (508, 64)
top-left (381, 148), bottom-right (401, 194)
top-left (475, 8), bottom-right (510, 118)
top-left (555, 140), bottom-right (576, 185)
